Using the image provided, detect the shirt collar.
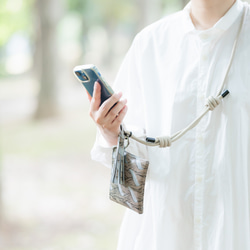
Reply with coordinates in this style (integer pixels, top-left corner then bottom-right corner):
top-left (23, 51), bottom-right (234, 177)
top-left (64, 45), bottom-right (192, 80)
top-left (182, 0), bottom-right (244, 35)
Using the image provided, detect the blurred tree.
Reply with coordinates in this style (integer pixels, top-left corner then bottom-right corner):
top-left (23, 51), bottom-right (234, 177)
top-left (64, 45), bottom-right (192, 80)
top-left (0, 130), bottom-right (2, 226)
top-left (0, 0), bottom-right (32, 48)
top-left (66, 0), bottom-right (134, 67)
top-left (0, 0), bottom-right (33, 76)
top-left (135, 0), bottom-right (162, 31)
top-left (0, 0), bottom-right (33, 223)
top-left (34, 0), bottom-right (64, 119)
top-left (181, 0), bottom-right (189, 7)
top-left (65, 0), bottom-right (90, 62)
top-left (94, 0), bottom-right (135, 66)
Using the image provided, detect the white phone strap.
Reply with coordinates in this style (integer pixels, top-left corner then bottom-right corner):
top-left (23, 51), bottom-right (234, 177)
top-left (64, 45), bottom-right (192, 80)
top-left (123, 6), bottom-right (246, 148)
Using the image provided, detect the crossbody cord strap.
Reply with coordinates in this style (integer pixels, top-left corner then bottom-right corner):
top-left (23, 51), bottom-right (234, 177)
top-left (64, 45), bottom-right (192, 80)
top-left (123, 6), bottom-right (246, 148)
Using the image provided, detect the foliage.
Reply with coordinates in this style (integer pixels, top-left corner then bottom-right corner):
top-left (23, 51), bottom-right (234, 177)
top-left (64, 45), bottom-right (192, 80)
top-left (0, 0), bottom-right (180, 51)
top-left (66, 0), bottom-right (135, 25)
top-left (0, 0), bottom-right (34, 47)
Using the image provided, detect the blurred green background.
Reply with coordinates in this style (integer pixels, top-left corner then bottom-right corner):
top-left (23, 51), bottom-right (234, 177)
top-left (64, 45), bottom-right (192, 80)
top-left (1, 0), bottom-right (249, 249)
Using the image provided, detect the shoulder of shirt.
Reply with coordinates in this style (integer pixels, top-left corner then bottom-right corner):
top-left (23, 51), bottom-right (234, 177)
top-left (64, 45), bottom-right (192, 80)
top-left (243, 1), bottom-right (250, 33)
top-left (133, 10), bottom-right (184, 42)
top-left (245, 1), bottom-right (250, 18)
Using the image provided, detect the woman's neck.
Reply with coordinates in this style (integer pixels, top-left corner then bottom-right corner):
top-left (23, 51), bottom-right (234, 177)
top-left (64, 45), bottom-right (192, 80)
top-left (190, 0), bottom-right (236, 30)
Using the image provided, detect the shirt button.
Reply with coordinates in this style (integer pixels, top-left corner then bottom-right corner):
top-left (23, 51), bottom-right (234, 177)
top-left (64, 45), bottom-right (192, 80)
top-left (195, 217), bottom-right (201, 224)
top-left (199, 33), bottom-right (209, 40)
top-left (196, 176), bottom-right (203, 183)
top-left (197, 134), bottom-right (203, 142)
top-left (201, 54), bottom-right (208, 61)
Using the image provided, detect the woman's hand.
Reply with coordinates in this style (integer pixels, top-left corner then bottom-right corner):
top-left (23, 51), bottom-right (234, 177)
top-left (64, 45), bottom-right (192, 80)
top-left (89, 81), bottom-right (128, 146)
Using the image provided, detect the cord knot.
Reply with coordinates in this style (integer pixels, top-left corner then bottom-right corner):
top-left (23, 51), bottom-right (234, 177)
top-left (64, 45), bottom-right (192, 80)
top-left (156, 136), bottom-right (172, 148)
top-left (206, 96), bottom-right (221, 111)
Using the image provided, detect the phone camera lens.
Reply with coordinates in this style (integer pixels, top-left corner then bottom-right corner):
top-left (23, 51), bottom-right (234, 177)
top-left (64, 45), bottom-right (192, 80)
top-left (83, 75), bottom-right (88, 80)
top-left (75, 70), bottom-right (89, 81)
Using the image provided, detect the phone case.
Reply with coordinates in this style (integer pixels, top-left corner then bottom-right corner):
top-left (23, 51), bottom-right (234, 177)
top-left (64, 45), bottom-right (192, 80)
top-left (73, 64), bottom-right (114, 105)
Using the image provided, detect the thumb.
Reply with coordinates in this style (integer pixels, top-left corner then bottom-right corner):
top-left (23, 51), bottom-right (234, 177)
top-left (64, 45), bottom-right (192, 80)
top-left (86, 90), bottom-right (92, 102)
top-left (90, 81), bottom-right (101, 111)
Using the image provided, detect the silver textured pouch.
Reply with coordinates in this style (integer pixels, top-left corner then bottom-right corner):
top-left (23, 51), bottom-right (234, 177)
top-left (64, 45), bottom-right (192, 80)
top-left (109, 127), bottom-right (149, 214)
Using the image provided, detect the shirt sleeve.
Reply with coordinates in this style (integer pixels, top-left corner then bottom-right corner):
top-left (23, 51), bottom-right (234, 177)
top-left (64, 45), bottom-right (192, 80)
top-left (90, 35), bottom-right (148, 168)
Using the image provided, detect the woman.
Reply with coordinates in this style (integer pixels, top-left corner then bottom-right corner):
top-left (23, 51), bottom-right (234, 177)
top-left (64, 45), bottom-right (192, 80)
top-left (90, 0), bottom-right (250, 249)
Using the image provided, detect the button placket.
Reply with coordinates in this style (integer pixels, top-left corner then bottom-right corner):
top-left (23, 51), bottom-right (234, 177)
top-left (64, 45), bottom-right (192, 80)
top-left (194, 127), bottom-right (205, 250)
top-left (194, 41), bottom-right (208, 250)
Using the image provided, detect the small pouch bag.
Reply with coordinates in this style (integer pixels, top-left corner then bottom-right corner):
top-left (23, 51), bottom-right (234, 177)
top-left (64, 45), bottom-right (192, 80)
top-left (109, 126), bottom-right (149, 214)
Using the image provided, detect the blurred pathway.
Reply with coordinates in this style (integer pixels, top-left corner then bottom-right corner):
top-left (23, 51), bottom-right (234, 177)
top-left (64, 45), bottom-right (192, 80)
top-left (0, 73), bottom-right (124, 250)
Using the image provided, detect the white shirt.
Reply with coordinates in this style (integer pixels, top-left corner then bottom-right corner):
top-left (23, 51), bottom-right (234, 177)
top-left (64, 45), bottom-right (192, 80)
top-left (91, 1), bottom-right (250, 249)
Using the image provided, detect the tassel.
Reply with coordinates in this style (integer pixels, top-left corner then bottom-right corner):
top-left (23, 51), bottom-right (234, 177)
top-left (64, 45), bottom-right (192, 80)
top-left (112, 127), bottom-right (126, 185)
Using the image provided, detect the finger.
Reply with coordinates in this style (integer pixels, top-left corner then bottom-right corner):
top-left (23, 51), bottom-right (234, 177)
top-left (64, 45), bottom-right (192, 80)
top-left (112, 105), bottom-right (128, 124)
top-left (96, 99), bottom-right (126, 128)
top-left (105, 99), bottom-right (127, 121)
top-left (86, 90), bottom-right (92, 102)
top-left (99, 92), bottom-right (122, 117)
top-left (90, 81), bottom-right (101, 111)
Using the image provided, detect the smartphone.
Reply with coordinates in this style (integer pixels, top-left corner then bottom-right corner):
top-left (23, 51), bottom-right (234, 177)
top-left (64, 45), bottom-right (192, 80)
top-left (73, 64), bottom-right (114, 105)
